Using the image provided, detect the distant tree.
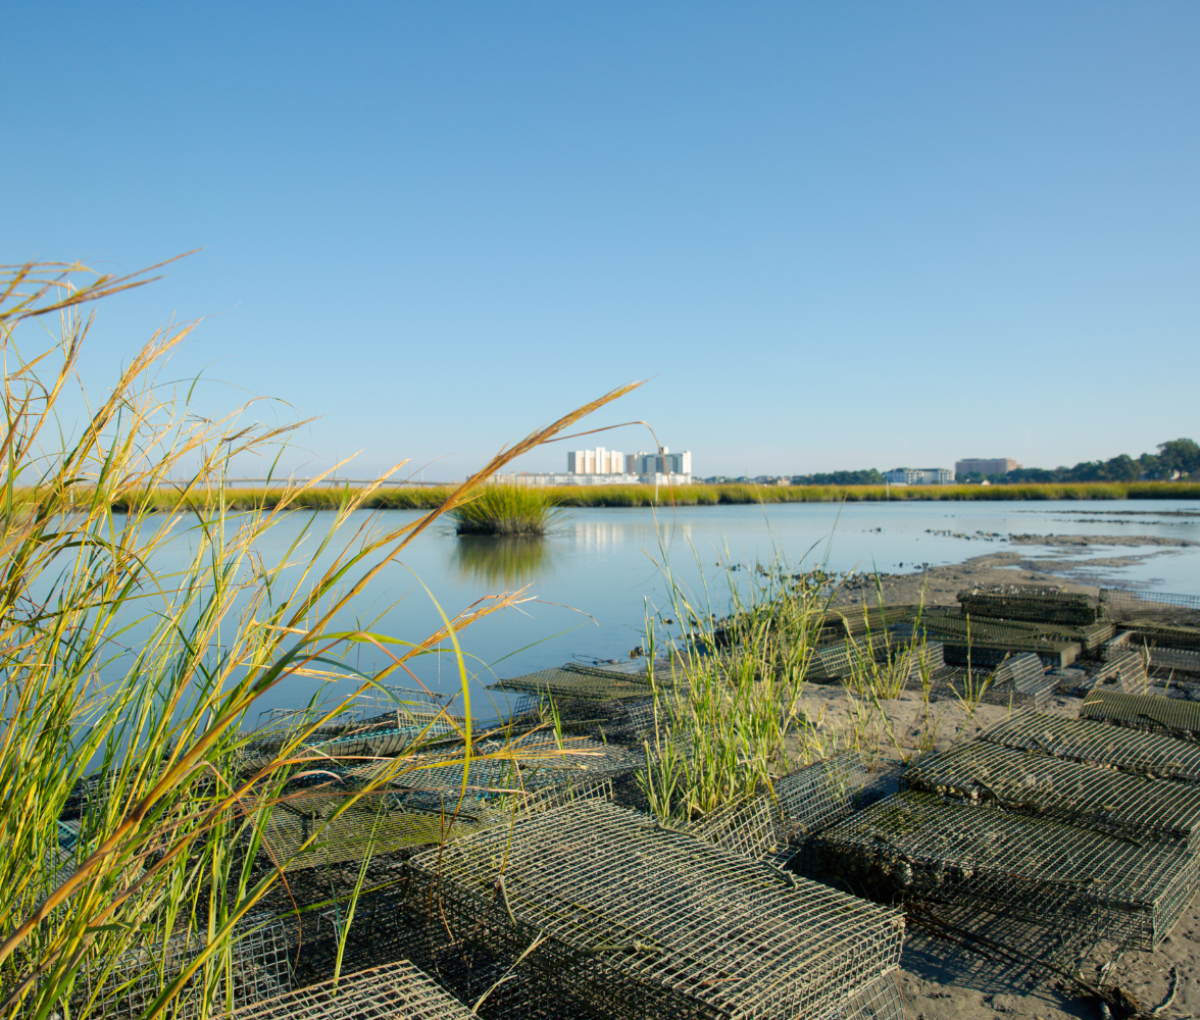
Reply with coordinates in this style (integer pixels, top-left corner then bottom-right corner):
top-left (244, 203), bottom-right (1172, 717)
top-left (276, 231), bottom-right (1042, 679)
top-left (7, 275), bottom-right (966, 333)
top-left (791, 469), bottom-right (885, 486)
top-left (1157, 438), bottom-right (1200, 477)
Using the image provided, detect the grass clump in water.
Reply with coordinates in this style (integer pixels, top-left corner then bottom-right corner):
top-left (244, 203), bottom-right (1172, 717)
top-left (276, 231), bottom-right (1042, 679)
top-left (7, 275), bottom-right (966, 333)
top-left (451, 483), bottom-right (559, 535)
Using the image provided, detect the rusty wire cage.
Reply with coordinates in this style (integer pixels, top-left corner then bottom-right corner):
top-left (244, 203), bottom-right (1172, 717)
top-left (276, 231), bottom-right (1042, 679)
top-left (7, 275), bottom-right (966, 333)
top-left (903, 740), bottom-right (1200, 851)
top-left (806, 790), bottom-right (1199, 952)
top-left (979, 711), bottom-right (1200, 784)
top-left (405, 799), bottom-right (904, 1020)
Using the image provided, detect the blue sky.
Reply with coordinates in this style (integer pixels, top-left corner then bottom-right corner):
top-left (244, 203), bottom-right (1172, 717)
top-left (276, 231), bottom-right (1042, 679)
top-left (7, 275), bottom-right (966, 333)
top-left (5, 2), bottom-right (1198, 480)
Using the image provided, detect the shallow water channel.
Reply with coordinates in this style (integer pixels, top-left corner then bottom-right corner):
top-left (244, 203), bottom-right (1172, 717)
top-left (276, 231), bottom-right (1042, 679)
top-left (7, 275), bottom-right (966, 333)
top-left (122, 499), bottom-right (1200, 723)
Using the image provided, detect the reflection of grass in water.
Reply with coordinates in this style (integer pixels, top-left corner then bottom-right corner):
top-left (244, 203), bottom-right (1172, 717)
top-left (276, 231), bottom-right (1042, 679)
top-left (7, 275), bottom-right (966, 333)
top-left (453, 535), bottom-right (554, 585)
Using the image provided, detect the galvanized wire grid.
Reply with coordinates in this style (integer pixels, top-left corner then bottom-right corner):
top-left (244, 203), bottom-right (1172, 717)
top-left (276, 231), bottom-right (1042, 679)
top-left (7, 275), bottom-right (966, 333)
top-left (774, 751), bottom-right (862, 839)
top-left (1080, 689), bottom-right (1200, 743)
top-left (398, 736), bottom-right (642, 797)
top-left (957, 586), bottom-right (1102, 626)
top-left (406, 799), bottom-right (904, 1020)
top-left (938, 636), bottom-right (1080, 670)
top-left (807, 791), bottom-right (1200, 951)
top-left (904, 740), bottom-right (1200, 851)
top-left (808, 633), bottom-right (895, 682)
top-left (923, 613), bottom-right (1108, 653)
top-left (682, 790), bottom-right (779, 860)
top-left (835, 972), bottom-right (905, 1020)
top-left (980, 710), bottom-right (1200, 783)
top-left (1100, 588), bottom-right (1200, 626)
top-left (819, 604), bottom-right (926, 640)
top-left (924, 665), bottom-right (1057, 710)
top-left (1147, 647), bottom-right (1200, 674)
top-left (488, 666), bottom-right (665, 700)
top-left (80, 917), bottom-right (291, 1018)
top-left (223, 960), bottom-right (476, 1020)
top-left (259, 790), bottom-right (497, 871)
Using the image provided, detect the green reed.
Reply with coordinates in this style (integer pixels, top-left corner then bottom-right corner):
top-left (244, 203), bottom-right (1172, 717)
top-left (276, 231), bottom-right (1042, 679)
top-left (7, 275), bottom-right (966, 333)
top-left (0, 259), bottom-right (638, 1019)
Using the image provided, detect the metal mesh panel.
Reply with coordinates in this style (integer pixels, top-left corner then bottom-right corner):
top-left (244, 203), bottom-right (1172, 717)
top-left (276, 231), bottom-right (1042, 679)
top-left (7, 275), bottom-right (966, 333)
top-left (904, 740), bottom-right (1200, 851)
top-left (774, 751), bottom-right (863, 840)
top-left (1147, 647), bottom-right (1200, 674)
top-left (223, 960), bottom-right (476, 1019)
top-left (398, 736), bottom-right (642, 797)
top-left (938, 637), bottom-right (1080, 670)
top-left (405, 799), bottom-right (904, 1020)
top-left (1100, 588), bottom-right (1200, 626)
top-left (818, 604), bottom-right (926, 640)
top-left (925, 664), bottom-right (1057, 710)
top-left (81, 916), bottom-right (290, 1018)
top-left (807, 633), bottom-right (895, 682)
top-left (488, 666), bottom-right (665, 700)
top-left (922, 612), bottom-right (1112, 646)
top-left (980, 711), bottom-right (1200, 783)
top-left (806, 791), bottom-right (1200, 951)
top-left (1080, 689), bottom-right (1200, 742)
top-left (682, 790), bottom-right (779, 860)
top-left (258, 790), bottom-right (497, 871)
top-left (830, 971), bottom-right (905, 1020)
top-left (1123, 624), bottom-right (1200, 651)
top-left (957, 586), bottom-right (1102, 625)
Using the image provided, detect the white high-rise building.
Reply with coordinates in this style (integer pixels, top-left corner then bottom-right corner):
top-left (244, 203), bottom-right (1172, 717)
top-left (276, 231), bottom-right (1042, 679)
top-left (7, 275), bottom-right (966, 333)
top-left (567, 447), bottom-right (626, 475)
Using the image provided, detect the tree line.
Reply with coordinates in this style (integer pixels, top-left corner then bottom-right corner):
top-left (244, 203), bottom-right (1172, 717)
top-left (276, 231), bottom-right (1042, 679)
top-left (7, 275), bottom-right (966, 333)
top-left (781, 439), bottom-right (1199, 486)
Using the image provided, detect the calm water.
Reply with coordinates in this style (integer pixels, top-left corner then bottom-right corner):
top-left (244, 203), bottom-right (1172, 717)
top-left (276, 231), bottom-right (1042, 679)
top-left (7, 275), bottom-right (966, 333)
top-left (129, 500), bottom-right (1200, 722)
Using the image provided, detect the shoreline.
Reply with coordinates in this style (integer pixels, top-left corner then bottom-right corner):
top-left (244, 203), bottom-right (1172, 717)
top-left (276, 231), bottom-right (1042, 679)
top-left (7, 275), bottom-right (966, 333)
top-left (56, 481), bottom-right (1200, 512)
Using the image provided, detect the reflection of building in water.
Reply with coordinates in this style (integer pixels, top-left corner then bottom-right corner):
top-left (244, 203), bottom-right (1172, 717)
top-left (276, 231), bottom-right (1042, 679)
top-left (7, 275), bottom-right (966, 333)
top-left (572, 519), bottom-right (691, 552)
top-left (573, 520), bottom-right (628, 552)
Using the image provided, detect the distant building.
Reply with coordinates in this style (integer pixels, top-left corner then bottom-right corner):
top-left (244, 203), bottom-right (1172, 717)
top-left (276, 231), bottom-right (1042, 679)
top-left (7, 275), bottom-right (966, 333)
top-left (955, 457), bottom-right (1021, 478)
top-left (629, 448), bottom-right (691, 478)
top-left (568, 447), bottom-right (626, 475)
top-left (884, 467), bottom-right (954, 486)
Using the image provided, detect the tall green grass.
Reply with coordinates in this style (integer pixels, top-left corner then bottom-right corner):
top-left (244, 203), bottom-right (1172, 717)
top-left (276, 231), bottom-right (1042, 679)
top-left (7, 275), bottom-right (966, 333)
top-left (0, 259), bottom-right (639, 1020)
top-left (80, 478), bottom-right (1200, 513)
top-left (449, 483), bottom-right (559, 535)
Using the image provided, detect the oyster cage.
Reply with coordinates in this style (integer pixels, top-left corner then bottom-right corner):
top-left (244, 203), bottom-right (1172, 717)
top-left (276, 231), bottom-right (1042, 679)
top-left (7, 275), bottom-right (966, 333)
top-left (405, 799), bottom-right (904, 1020)
top-left (487, 665), bottom-right (664, 701)
top-left (78, 916), bottom-right (290, 1018)
top-left (805, 791), bottom-right (1200, 952)
top-left (956, 586), bottom-right (1103, 626)
top-left (979, 711), bottom-right (1200, 784)
top-left (1080, 689), bottom-right (1200, 743)
top-left (222, 960), bottom-right (476, 1020)
top-left (1100, 588), bottom-right (1200, 627)
top-left (903, 740), bottom-right (1200, 851)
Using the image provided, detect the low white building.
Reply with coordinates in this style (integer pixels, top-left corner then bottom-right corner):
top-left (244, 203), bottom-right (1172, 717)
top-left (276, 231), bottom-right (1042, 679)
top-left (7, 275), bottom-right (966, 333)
top-left (883, 467), bottom-right (953, 486)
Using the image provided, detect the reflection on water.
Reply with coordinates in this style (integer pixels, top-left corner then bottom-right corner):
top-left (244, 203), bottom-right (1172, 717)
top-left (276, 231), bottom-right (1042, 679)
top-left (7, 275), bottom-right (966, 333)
top-left (452, 535), bottom-right (554, 586)
top-left (571, 518), bottom-right (692, 552)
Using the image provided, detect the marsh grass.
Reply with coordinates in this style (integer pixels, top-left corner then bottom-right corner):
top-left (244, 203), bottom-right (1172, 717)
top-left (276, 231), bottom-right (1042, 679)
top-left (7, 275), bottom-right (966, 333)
top-left (637, 547), bottom-right (838, 824)
top-left (450, 483), bottom-right (559, 535)
top-left (109, 478), bottom-right (1200, 511)
top-left (0, 259), bottom-right (640, 1019)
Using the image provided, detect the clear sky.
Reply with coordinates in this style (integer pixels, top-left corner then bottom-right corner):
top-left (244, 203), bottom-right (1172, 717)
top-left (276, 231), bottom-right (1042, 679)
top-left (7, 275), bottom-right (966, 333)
top-left (5, 2), bottom-right (1198, 480)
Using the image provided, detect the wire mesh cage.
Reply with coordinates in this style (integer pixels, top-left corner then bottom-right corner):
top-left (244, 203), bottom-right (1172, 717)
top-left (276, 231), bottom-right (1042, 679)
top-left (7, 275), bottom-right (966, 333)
top-left (923, 664), bottom-right (1057, 711)
top-left (807, 633), bottom-right (896, 683)
top-left (818, 604), bottom-right (927, 641)
top-left (405, 799), bottom-right (904, 1020)
top-left (681, 789), bottom-right (780, 861)
top-left (77, 916), bottom-right (291, 1019)
top-left (222, 960), bottom-right (476, 1020)
top-left (956, 586), bottom-right (1103, 626)
top-left (1146, 647), bottom-right (1200, 675)
top-left (937, 636), bottom-right (1081, 671)
top-left (979, 711), bottom-right (1200, 783)
top-left (1100, 588), bottom-right (1200, 627)
top-left (805, 791), bottom-right (1200, 951)
top-left (1080, 689), bottom-right (1200, 743)
top-left (488, 665), bottom-right (665, 701)
top-left (903, 740), bottom-right (1200, 851)
top-left (833, 971), bottom-right (905, 1020)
